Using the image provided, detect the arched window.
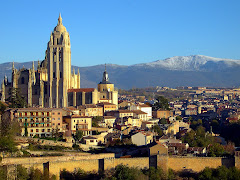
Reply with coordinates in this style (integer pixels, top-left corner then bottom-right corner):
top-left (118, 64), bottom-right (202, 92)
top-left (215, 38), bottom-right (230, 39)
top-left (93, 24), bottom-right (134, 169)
top-left (21, 77), bottom-right (25, 84)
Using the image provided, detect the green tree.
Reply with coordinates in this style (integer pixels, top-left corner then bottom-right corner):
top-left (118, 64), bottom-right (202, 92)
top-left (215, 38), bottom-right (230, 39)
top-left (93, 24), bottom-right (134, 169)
top-left (16, 165), bottom-right (29, 180)
top-left (0, 113), bottom-right (19, 153)
top-left (7, 88), bottom-right (27, 108)
top-left (208, 143), bottom-right (225, 157)
top-left (176, 116), bottom-right (182, 120)
top-left (114, 164), bottom-right (146, 180)
top-left (211, 120), bottom-right (219, 133)
top-left (73, 130), bottom-right (83, 144)
top-left (152, 96), bottom-right (170, 111)
top-left (151, 125), bottom-right (163, 136)
top-left (24, 120), bottom-right (28, 137)
top-left (228, 167), bottom-right (240, 180)
top-left (145, 166), bottom-right (166, 180)
top-left (159, 118), bottom-right (167, 124)
top-left (182, 126), bottom-right (214, 147)
top-left (214, 166), bottom-right (229, 180)
top-left (92, 116), bottom-right (103, 127)
top-left (199, 167), bottom-right (213, 180)
top-left (0, 166), bottom-right (7, 179)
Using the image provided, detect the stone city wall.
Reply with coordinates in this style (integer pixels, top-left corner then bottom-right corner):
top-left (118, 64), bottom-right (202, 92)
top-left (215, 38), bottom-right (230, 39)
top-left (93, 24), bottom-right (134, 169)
top-left (168, 156), bottom-right (235, 172)
top-left (1, 155), bottom-right (236, 180)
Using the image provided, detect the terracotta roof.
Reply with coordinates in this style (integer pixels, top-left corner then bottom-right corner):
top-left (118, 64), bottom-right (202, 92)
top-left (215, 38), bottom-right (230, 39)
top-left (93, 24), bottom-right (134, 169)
top-left (67, 107), bottom-right (78, 110)
top-left (69, 115), bottom-right (92, 118)
top-left (78, 104), bottom-right (101, 109)
top-left (98, 102), bottom-right (116, 106)
top-left (15, 108), bottom-right (62, 112)
top-left (118, 110), bottom-right (133, 113)
top-left (103, 116), bottom-right (116, 119)
top-left (68, 88), bottom-right (95, 93)
top-left (132, 110), bottom-right (147, 114)
top-left (138, 104), bottom-right (151, 108)
top-left (168, 143), bottom-right (188, 147)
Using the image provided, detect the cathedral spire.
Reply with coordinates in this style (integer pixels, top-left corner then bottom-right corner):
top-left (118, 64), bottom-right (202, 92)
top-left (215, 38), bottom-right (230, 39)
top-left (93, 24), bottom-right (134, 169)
top-left (32, 61), bottom-right (35, 70)
top-left (38, 60), bottom-right (40, 69)
top-left (12, 61), bottom-right (14, 71)
top-left (102, 64), bottom-right (109, 83)
top-left (32, 61), bottom-right (36, 85)
top-left (58, 13), bottom-right (62, 25)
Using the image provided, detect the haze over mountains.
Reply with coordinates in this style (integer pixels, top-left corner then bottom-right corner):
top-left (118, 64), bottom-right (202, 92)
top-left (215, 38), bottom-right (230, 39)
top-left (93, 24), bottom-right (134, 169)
top-left (1, 55), bottom-right (240, 89)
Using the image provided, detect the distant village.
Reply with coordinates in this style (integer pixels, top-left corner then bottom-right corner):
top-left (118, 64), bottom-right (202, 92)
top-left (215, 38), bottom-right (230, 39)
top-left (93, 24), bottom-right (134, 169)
top-left (1, 85), bottom-right (240, 159)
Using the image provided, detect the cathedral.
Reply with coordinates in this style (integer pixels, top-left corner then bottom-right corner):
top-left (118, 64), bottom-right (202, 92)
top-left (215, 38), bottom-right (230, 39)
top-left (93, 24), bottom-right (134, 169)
top-left (1, 14), bottom-right (118, 108)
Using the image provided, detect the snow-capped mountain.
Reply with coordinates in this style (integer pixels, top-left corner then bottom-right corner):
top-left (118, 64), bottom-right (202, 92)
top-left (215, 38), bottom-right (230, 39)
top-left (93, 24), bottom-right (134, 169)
top-left (1, 55), bottom-right (240, 89)
top-left (135, 55), bottom-right (240, 71)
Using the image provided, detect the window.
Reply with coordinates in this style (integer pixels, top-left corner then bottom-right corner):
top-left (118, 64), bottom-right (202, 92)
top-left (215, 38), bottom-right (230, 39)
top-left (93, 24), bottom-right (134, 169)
top-left (53, 118), bottom-right (55, 120)
top-left (53, 123), bottom-right (55, 125)
top-left (58, 118), bottom-right (60, 120)
top-left (53, 72), bottom-right (55, 78)
top-left (58, 112), bottom-right (60, 115)
top-left (35, 88), bottom-right (38, 95)
top-left (42, 129), bottom-right (45, 132)
top-left (48, 129), bottom-right (50, 132)
top-left (31, 129), bottom-right (33, 132)
top-left (36, 124), bottom-right (38, 127)
top-left (21, 77), bottom-right (25, 84)
top-left (36, 129), bottom-right (39, 132)
top-left (52, 112), bottom-right (55, 115)
top-left (25, 112), bottom-right (27, 116)
top-left (58, 123), bottom-right (60, 126)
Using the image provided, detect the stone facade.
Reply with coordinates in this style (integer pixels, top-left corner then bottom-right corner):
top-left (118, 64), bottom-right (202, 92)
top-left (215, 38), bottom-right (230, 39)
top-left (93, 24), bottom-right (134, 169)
top-left (1, 14), bottom-right (118, 108)
top-left (1, 154), bottom-right (236, 180)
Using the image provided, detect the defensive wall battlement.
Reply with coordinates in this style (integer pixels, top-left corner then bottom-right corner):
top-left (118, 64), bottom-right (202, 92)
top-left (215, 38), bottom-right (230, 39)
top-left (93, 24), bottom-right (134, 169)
top-left (1, 154), bottom-right (237, 180)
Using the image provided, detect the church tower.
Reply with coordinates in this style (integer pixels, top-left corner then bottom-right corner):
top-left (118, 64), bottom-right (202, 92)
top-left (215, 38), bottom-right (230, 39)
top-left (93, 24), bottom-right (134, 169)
top-left (97, 65), bottom-right (118, 106)
top-left (46, 14), bottom-right (71, 108)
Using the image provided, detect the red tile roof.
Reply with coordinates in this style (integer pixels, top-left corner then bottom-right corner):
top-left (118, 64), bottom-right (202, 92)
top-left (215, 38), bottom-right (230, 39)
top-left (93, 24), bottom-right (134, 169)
top-left (132, 110), bottom-right (147, 114)
top-left (98, 102), bottom-right (116, 106)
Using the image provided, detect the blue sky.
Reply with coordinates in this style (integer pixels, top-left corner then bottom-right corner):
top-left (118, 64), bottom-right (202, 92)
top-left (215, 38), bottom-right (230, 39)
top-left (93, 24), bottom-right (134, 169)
top-left (0, 0), bottom-right (239, 66)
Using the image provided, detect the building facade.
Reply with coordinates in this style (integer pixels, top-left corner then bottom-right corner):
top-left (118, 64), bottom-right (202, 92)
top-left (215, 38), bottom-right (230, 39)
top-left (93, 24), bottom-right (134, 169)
top-left (1, 14), bottom-right (118, 108)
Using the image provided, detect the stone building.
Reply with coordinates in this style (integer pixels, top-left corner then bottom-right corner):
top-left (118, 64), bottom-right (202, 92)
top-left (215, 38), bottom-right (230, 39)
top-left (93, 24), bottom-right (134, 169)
top-left (1, 14), bottom-right (118, 108)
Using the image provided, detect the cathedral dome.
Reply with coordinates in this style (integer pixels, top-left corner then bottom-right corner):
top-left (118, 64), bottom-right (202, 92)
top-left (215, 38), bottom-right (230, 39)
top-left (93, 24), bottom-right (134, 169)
top-left (54, 14), bottom-right (67, 32)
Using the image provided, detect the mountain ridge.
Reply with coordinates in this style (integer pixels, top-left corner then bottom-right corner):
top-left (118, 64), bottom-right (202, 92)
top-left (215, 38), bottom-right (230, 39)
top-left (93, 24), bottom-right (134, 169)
top-left (0, 55), bottom-right (240, 89)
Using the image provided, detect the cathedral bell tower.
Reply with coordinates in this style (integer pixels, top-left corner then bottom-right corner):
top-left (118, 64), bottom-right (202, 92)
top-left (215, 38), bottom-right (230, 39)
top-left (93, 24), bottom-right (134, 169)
top-left (46, 14), bottom-right (71, 108)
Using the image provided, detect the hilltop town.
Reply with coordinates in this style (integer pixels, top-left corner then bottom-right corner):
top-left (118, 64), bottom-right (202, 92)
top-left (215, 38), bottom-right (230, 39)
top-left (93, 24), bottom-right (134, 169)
top-left (1, 15), bottom-right (240, 180)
